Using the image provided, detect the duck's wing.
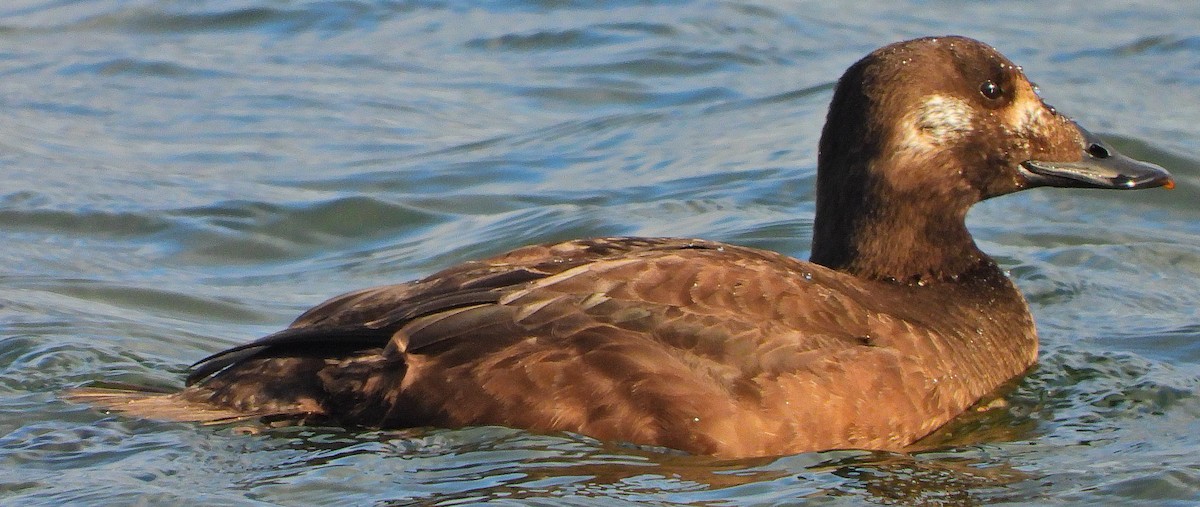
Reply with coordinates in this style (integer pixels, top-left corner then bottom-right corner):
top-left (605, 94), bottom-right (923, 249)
top-left (186, 237), bottom-right (738, 385)
top-left (337, 237), bottom-right (888, 453)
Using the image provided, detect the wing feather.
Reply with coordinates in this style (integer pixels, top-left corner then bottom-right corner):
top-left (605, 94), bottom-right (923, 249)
top-left (188, 237), bottom-right (727, 385)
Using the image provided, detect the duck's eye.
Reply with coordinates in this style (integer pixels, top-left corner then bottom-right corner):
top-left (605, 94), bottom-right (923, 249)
top-left (979, 80), bottom-right (1003, 100)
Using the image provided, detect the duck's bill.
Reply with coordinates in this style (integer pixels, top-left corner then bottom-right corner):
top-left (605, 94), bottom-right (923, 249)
top-left (1020, 128), bottom-right (1174, 190)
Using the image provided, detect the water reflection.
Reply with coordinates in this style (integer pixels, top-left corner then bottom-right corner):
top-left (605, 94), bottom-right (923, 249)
top-left (227, 424), bottom-right (1035, 506)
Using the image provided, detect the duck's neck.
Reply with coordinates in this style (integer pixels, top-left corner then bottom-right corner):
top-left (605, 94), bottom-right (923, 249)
top-left (809, 168), bottom-right (992, 284)
top-left (810, 67), bottom-right (1000, 285)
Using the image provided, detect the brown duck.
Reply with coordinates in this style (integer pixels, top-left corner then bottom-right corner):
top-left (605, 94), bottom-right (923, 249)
top-left (70, 36), bottom-right (1173, 458)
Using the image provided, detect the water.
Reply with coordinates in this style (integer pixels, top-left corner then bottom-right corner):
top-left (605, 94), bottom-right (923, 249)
top-left (1, 1), bottom-right (1198, 505)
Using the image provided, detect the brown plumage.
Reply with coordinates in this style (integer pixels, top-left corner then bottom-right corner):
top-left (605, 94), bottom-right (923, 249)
top-left (67, 36), bottom-right (1172, 458)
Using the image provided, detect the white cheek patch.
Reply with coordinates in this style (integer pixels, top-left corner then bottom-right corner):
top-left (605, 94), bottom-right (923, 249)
top-left (919, 94), bottom-right (975, 139)
top-left (1000, 96), bottom-right (1059, 155)
top-left (1006, 96), bottom-right (1051, 136)
top-left (899, 94), bottom-right (975, 153)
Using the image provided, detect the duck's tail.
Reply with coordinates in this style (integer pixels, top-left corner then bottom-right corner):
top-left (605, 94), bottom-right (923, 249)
top-left (63, 386), bottom-right (262, 424)
top-left (65, 340), bottom-right (407, 427)
top-left (64, 351), bottom-right (390, 426)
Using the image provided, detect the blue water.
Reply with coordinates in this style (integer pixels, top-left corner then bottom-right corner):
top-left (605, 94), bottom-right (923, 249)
top-left (2, 1), bottom-right (1199, 505)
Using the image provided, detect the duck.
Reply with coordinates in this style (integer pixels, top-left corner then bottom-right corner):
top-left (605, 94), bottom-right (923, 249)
top-left (69, 36), bottom-right (1173, 458)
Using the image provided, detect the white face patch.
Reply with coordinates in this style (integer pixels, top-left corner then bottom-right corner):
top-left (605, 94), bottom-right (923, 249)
top-left (899, 94), bottom-right (975, 153)
top-left (999, 94), bottom-right (1061, 156)
top-left (917, 94), bottom-right (975, 140)
top-left (1006, 95), bottom-right (1051, 136)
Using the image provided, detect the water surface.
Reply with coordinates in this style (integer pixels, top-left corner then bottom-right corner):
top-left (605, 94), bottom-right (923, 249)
top-left (2, 1), bottom-right (1199, 505)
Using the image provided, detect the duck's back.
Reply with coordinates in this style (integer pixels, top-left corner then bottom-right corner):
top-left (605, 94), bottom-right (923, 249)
top-left (138, 237), bottom-right (1034, 457)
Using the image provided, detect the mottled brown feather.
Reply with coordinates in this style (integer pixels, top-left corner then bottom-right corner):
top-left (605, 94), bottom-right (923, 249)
top-left (69, 237), bottom-right (1037, 457)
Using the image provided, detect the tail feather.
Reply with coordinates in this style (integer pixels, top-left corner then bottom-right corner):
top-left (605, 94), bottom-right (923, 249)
top-left (64, 387), bottom-right (262, 425)
top-left (66, 353), bottom-right (388, 427)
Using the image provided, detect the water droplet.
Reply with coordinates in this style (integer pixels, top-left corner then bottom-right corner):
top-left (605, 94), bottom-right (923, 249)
top-left (803, 272), bottom-right (813, 281)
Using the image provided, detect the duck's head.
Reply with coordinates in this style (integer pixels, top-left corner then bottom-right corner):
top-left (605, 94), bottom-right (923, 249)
top-left (811, 36), bottom-right (1173, 282)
